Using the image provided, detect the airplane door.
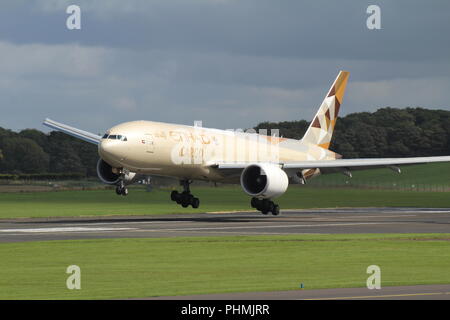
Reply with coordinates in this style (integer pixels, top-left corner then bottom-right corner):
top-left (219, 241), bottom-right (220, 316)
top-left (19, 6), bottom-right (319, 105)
top-left (144, 134), bottom-right (155, 153)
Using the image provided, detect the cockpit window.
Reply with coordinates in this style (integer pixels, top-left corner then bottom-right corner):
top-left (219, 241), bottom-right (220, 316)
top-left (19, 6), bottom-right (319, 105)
top-left (103, 134), bottom-right (127, 141)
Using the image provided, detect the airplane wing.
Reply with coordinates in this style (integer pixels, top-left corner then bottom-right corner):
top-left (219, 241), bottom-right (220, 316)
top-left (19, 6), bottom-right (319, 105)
top-left (214, 156), bottom-right (450, 174)
top-left (43, 118), bottom-right (102, 145)
top-left (281, 156), bottom-right (450, 174)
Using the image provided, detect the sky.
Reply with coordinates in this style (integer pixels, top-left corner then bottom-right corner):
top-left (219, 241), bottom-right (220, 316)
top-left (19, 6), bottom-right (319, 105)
top-left (0, 0), bottom-right (449, 134)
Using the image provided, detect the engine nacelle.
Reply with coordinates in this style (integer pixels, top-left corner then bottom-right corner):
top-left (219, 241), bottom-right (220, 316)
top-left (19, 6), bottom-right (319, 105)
top-left (96, 158), bottom-right (137, 185)
top-left (240, 163), bottom-right (289, 199)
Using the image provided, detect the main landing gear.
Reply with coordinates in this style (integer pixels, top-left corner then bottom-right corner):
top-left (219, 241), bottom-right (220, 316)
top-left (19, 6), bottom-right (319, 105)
top-left (170, 180), bottom-right (200, 208)
top-left (251, 197), bottom-right (280, 216)
top-left (115, 181), bottom-right (128, 196)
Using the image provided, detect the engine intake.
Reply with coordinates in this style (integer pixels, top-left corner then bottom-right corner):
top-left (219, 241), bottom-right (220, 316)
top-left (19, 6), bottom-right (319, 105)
top-left (240, 163), bottom-right (289, 199)
top-left (96, 159), bottom-right (137, 185)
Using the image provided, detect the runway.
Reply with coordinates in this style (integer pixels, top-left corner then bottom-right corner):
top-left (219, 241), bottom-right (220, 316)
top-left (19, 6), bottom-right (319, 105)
top-left (0, 207), bottom-right (449, 242)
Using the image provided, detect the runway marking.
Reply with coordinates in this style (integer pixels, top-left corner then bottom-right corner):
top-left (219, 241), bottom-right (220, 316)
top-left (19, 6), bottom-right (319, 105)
top-left (0, 213), bottom-right (421, 230)
top-left (304, 291), bottom-right (450, 300)
top-left (49, 220), bottom-right (195, 227)
top-left (134, 222), bottom-right (392, 232)
top-left (0, 227), bottom-right (136, 233)
top-left (310, 215), bottom-right (417, 220)
top-left (390, 211), bottom-right (450, 214)
top-left (283, 209), bottom-right (450, 214)
top-left (68, 212), bottom-right (434, 228)
top-left (135, 230), bottom-right (306, 236)
top-left (0, 222), bottom-right (391, 235)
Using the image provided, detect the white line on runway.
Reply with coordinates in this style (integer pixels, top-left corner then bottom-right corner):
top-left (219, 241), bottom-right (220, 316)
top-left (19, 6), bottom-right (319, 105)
top-left (134, 222), bottom-right (392, 232)
top-left (0, 227), bottom-right (137, 233)
top-left (310, 215), bottom-right (417, 220)
top-left (20, 220), bottom-right (203, 228)
top-left (13, 214), bottom-right (420, 229)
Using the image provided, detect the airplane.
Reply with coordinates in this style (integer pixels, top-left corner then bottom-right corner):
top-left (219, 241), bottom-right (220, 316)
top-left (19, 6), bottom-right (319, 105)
top-left (43, 71), bottom-right (450, 216)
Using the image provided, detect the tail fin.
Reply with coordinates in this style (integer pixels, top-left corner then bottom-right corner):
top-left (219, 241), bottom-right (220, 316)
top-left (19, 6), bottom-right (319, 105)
top-left (302, 70), bottom-right (349, 149)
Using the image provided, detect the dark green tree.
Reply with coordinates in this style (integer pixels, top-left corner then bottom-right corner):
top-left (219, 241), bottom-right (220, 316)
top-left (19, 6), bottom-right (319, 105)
top-left (0, 137), bottom-right (49, 173)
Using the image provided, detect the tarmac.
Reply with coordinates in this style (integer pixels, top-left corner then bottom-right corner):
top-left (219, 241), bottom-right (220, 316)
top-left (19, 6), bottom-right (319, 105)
top-left (0, 207), bottom-right (449, 242)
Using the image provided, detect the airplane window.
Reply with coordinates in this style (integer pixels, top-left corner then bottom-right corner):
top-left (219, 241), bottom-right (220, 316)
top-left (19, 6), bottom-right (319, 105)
top-left (104, 134), bottom-right (127, 141)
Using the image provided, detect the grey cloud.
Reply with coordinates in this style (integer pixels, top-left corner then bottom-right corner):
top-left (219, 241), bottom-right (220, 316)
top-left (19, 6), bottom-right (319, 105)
top-left (1, 1), bottom-right (449, 60)
top-left (0, 1), bottom-right (449, 133)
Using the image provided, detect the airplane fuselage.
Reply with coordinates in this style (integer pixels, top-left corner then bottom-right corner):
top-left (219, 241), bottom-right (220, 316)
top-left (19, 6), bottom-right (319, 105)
top-left (98, 120), bottom-right (338, 183)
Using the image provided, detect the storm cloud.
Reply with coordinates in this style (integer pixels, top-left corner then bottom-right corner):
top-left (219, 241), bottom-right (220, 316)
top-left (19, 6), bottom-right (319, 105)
top-left (0, 0), bottom-right (449, 133)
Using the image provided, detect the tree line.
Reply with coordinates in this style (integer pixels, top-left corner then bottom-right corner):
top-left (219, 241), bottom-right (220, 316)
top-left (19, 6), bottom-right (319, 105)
top-left (0, 107), bottom-right (449, 176)
top-left (0, 128), bottom-right (98, 177)
top-left (257, 107), bottom-right (450, 158)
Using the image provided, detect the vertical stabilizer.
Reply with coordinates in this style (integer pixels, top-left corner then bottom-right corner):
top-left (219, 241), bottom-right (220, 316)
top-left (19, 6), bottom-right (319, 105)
top-left (302, 71), bottom-right (349, 149)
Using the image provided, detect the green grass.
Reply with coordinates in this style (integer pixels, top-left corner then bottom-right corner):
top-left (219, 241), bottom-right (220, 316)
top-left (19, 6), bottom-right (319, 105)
top-left (0, 233), bottom-right (449, 299)
top-left (0, 186), bottom-right (449, 219)
top-left (310, 162), bottom-right (450, 190)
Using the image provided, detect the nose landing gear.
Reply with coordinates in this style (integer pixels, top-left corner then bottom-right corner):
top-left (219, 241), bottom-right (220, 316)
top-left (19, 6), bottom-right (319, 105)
top-left (170, 180), bottom-right (200, 208)
top-left (115, 180), bottom-right (128, 196)
top-left (251, 197), bottom-right (280, 216)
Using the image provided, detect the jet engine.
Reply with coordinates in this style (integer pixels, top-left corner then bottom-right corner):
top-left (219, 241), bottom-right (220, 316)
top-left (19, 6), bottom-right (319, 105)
top-left (240, 163), bottom-right (289, 199)
top-left (96, 158), bottom-right (137, 185)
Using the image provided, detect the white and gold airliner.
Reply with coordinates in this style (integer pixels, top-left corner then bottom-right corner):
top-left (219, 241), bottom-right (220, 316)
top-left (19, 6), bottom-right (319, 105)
top-left (43, 71), bottom-right (450, 215)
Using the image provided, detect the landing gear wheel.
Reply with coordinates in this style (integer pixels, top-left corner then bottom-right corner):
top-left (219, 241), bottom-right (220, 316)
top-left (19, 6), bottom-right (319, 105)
top-left (116, 184), bottom-right (128, 196)
top-left (271, 204), bottom-right (280, 216)
top-left (181, 200), bottom-right (190, 208)
top-left (180, 192), bottom-right (192, 204)
top-left (261, 199), bottom-right (269, 213)
top-left (267, 201), bottom-right (274, 213)
top-left (251, 197), bottom-right (259, 208)
top-left (170, 180), bottom-right (200, 209)
top-left (251, 198), bottom-right (280, 216)
top-left (191, 197), bottom-right (200, 209)
top-left (115, 178), bottom-right (128, 196)
top-left (171, 190), bottom-right (179, 201)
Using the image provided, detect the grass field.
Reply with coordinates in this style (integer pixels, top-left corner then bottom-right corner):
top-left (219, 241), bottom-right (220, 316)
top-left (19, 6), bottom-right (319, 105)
top-left (310, 162), bottom-right (450, 190)
top-left (0, 186), bottom-right (449, 219)
top-left (0, 233), bottom-right (449, 299)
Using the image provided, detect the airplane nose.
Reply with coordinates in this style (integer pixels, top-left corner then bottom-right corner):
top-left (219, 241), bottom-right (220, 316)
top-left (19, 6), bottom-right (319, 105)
top-left (99, 140), bottom-right (117, 158)
top-left (99, 137), bottom-right (128, 164)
